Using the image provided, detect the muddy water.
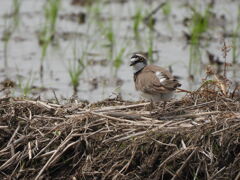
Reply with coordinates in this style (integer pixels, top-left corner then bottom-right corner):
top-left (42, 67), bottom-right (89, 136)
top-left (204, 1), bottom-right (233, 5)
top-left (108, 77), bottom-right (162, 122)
top-left (0, 0), bottom-right (239, 102)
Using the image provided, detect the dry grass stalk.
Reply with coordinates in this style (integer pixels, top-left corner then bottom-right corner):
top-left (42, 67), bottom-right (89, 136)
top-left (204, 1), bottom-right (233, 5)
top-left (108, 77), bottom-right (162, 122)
top-left (0, 80), bottom-right (240, 179)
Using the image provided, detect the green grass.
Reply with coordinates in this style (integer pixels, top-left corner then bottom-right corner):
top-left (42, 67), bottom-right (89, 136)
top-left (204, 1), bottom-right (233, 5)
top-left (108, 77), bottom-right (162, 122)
top-left (133, 8), bottom-right (143, 38)
top-left (2, 0), bottom-right (21, 68)
top-left (68, 59), bottom-right (85, 95)
top-left (39, 0), bottom-right (61, 79)
top-left (189, 44), bottom-right (202, 76)
top-left (113, 47), bottom-right (126, 73)
top-left (232, 5), bottom-right (240, 64)
top-left (2, 26), bottom-right (12, 68)
top-left (67, 42), bottom-right (85, 95)
top-left (97, 15), bottom-right (115, 60)
top-left (189, 3), bottom-right (212, 45)
top-left (12, 0), bottom-right (21, 28)
top-left (17, 73), bottom-right (35, 96)
top-left (147, 28), bottom-right (154, 63)
top-left (87, 0), bottom-right (101, 19)
top-left (188, 3), bottom-right (212, 76)
top-left (88, 1), bottom-right (115, 60)
top-left (162, 1), bottom-right (171, 16)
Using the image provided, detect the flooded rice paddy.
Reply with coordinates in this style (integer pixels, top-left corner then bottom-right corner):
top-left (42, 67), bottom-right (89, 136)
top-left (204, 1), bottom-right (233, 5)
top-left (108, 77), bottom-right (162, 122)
top-left (0, 0), bottom-right (240, 102)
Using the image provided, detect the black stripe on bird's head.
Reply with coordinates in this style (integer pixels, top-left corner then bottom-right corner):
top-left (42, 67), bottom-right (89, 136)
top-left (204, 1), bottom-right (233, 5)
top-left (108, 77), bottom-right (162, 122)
top-left (130, 54), bottom-right (148, 66)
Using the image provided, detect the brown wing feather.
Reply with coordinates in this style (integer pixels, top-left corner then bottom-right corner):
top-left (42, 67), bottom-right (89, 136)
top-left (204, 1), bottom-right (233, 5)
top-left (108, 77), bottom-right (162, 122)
top-left (144, 65), bottom-right (174, 79)
top-left (135, 65), bottom-right (181, 94)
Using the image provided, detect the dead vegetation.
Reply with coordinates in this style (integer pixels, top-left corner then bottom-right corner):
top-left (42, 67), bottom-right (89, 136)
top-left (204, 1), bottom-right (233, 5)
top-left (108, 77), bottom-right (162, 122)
top-left (0, 80), bottom-right (240, 180)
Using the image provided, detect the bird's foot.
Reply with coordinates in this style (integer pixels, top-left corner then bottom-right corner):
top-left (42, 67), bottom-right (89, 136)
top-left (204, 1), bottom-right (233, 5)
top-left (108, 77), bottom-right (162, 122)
top-left (145, 101), bottom-right (155, 115)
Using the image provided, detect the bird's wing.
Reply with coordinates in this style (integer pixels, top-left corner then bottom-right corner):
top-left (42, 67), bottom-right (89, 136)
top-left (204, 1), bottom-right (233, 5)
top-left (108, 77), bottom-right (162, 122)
top-left (135, 66), bottom-right (181, 94)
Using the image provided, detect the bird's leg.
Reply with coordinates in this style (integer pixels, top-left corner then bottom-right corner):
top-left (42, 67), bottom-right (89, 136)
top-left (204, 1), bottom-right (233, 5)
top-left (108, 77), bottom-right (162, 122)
top-left (145, 100), bottom-right (154, 115)
top-left (150, 100), bottom-right (154, 110)
top-left (149, 100), bottom-right (155, 115)
top-left (163, 101), bottom-right (167, 110)
top-left (157, 101), bottom-right (167, 114)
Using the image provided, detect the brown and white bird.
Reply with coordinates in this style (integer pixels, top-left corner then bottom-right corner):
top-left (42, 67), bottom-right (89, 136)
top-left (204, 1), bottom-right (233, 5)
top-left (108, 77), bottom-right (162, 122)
top-left (130, 54), bottom-right (181, 107)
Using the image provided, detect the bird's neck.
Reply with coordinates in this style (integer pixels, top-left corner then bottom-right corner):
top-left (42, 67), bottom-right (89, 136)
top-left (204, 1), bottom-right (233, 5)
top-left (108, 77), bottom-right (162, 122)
top-left (133, 62), bottom-right (146, 74)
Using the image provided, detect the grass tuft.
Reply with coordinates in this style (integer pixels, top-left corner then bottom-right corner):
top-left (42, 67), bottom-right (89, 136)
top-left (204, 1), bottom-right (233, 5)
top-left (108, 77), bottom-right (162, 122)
top-left (2, 0), bottom-right (21, 68)
top-left (39, 0), bottom-right (61, 80)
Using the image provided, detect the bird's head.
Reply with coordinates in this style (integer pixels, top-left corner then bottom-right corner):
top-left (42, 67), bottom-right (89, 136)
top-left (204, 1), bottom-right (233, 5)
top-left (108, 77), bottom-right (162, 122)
top-left (130, 54), bottom-right (148, 66)
top-left (130, 54), bottom-right (148, 73)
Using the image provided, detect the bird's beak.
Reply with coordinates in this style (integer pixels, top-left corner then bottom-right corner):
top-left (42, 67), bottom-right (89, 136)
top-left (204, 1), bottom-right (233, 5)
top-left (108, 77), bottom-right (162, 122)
top-left (130, 61), bottom-right (135, 66)
top-left (130, 58), bottom-right (137, 66)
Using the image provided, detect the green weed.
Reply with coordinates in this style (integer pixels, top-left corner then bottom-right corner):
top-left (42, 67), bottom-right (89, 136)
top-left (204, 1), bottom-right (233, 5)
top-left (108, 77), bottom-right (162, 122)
top-left (2, 0), bottom-right (21, 68)
top-left (39, 0), bottom-right (61, 79)
top-left (189, 44), bottom-right (202, 76)
top-left (68, 59), bottom-right (85, 95)
top-left (188, 3), bottom-right (212, 76)
top-left (17, 73), bottom-right (35, 96)
top-left (162, 1), bottom-right (171, 16)
top-left (113, 47), bottom-right (126, 73)
top-left (147, 28), bottom-right (154, 63)
top-left (189, 4), bottom-right (212, 45)
top-left (103, 21), bottom-right (115, 59)
top-left (67, 42), bottom-right (85, 95)
top-left (133, 8), bottom-right (143, 38)
top-left (232, 5), bottom-right (240, 64)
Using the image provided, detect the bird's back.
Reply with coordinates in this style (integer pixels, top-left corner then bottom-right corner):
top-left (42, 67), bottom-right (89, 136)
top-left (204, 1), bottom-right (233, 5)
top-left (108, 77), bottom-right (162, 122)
top-left (134, 65), bottom-right (181, 95)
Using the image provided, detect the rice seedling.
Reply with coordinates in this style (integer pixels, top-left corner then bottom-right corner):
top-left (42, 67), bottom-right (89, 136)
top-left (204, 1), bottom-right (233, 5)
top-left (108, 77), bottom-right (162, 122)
top-left (113, 47), bottom-right (126, 74)
top-left (105, 22), bottom-right (115, 59)
top-left (189, 3), bottom-right (212, 45)
top-left (39, 0), bottom-right (61, 80)
top-left (68, 59), bottom-right (85, 95)
top-left (232, 5), bottom-right (240, 64)
top-left (162, 1), bottom-right (171, 17)
top-left (188, 44), bottom-right (202, 76)
top-left (161, 1), bottom-right (174, 34)
top-left (133, 8), bottom-right (143, 39)
top-left (87, 0), bottom-right (101, 18)
top-left (12, 0), bottom-right (21, 28)
top-left (2, 0), bottom-right (21, 68)
top-left (88, 1), bottom-right (115, 60)
top-left (17, 73), bottom-right (35, 96)
top-left (2, 23), bottom-right (12, 68)
top-left (188, 3), bottom-right (212, 76)
top-left (67, 42), bottom-right (85, 95)
top-left (147, 28), bottom-right (154, 63)
top-left (93, 17), bottom-right (115, 60)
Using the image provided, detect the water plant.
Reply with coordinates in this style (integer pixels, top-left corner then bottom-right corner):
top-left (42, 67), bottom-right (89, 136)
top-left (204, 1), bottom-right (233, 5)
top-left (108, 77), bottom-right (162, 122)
top-left (232, 5), bottom-right (240, 64)
top-left (68, 59), bottom-right (85, 95)
top-left (2, 23), bottom-right (12, 68)
top-left (147, 28), bottom-right (154, 63)
top-left (105, 21), bottom-right (115, 59)
top-left (113, 47), bottom-right (126, 74)
top-left (88, 1), bottom-right (115, 60)
top-left (39, 0), bottom-right (61, 80)
top-left (2, 0), bottom-right (21, 68)
top-left (162, 1), bottom-right (173, 34)
top-left (162, 1), bottom-right (171, 17)
top-left (189, 44), bottom-right (202, 76)
top-left (67, 42), bottom-right (85, 95)
top-left (133, 8), bottom-right (143, 39)
top-left (17, 73), bottom-right (35, 96)
top-left (188, 3), bottom-right (212, 76)
top-left (189, 6), bottom-right (211, 45)
top-left (12, 0), bottom-right (21, 28)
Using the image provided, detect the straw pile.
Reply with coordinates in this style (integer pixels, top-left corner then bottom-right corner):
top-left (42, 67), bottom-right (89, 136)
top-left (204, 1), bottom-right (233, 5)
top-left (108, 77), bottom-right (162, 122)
top-left (0, 81), bottom-right (240, 180)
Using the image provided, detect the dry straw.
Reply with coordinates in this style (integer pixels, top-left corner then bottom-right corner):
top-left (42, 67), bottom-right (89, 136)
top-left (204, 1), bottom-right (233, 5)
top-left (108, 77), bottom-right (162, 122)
top-left (0, 78), bottom-right (240, 179)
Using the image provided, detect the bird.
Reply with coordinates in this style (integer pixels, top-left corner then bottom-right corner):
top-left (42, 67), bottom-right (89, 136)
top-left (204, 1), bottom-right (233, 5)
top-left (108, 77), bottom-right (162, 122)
top-left (130, 53), bottom-right (181, 109)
